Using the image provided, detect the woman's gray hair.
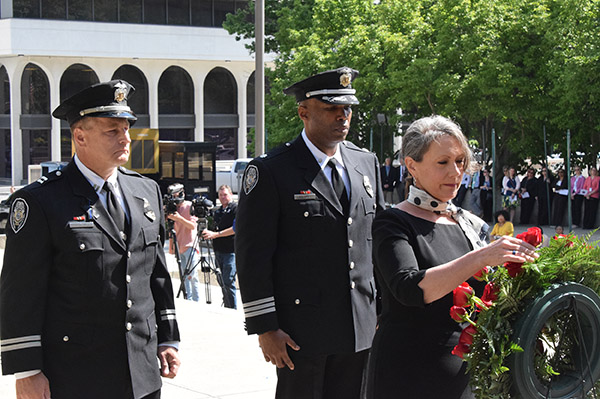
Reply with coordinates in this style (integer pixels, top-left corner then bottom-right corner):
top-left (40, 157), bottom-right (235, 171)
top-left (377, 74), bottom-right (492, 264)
top-left (402, 115), bottom-right (472, 172)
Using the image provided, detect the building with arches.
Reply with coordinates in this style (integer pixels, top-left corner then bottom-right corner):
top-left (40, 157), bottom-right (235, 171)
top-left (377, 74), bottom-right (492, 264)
top-left (0, 0), bottom-right (258, 185)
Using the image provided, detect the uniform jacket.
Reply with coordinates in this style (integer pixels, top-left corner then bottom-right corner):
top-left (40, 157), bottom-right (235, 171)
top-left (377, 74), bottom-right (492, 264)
top-left (235, 135), bottom-right (385, 356)
top-left (0, 160), bottom-right (179, 399)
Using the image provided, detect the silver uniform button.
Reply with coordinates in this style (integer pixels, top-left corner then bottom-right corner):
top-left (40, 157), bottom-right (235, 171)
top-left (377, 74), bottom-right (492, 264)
top-left (79, 243), bottom-right (85, 250)
top-left (120, 231), bottom-right (127, 241)
top-left (127, 251), bottom-right (131, 258)
top-left (294, 299), bottom-right (300, 305)
top-left (63, 335), bottom-right (69, 342)
top-left (349, 261), bottom-right (355, 270)
top-left (126, 322), bottom-right (132, 331)
top-left (347, 217), bottom-right (353, 225)
top-left (126, 274), bottom-right (131, 283)
top-left (304, 211), bottom-right (309, 217)
top-left (348, 239), bottom-right (353, 248)
top-left (126, 299), bottom-right (133, 308)
top-left (350, 281), bottom-right (356, 289)
top-left (56, 171), bottom-right (62, 176)
top-left (373, 203), bottom-right (377, 209)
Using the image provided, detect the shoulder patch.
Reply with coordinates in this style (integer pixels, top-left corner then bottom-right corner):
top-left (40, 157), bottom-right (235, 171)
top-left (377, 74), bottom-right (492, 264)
top-left (243, 165), bottom-right (259, 195)
top-left (10, 198), bottom-right (29, 234)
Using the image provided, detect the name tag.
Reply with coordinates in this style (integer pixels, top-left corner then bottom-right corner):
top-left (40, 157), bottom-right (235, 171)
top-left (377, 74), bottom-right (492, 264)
top-left (68, 221), bottom-right (95, 229)
top-left (294, 193), bottom-right (318, 200)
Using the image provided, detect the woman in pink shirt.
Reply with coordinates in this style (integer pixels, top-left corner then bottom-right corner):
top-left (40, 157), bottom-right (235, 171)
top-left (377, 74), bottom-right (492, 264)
top-left (583, 167), bottom-right (599, 229)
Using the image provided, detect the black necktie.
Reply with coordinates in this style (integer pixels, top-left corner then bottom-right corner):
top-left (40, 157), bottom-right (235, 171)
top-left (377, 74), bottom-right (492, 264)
top-left (103, 182), bottom-right (127, 235)
top-left (328, 159), bottom-right (349, 214)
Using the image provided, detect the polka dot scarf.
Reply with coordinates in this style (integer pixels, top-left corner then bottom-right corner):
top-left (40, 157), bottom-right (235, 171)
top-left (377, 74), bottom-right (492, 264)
top-left (407, 185), bottom-right (489, 249)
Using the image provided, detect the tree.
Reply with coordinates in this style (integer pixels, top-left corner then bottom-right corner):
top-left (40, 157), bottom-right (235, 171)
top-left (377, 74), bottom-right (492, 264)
top-left (225, 0), bottom-right (600, 168)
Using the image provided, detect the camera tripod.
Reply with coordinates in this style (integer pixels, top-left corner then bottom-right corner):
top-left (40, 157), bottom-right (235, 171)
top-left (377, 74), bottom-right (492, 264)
top-left (174, 218), bottom-right (224, 304)
top-left (166, 218), bottom-right (188, 300)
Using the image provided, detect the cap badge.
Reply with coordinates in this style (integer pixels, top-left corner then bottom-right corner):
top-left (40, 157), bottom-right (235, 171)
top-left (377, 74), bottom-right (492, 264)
top-left (114, 82), bottom-right (128, 103)
top-left (340, 71), bottom-right (352, 88)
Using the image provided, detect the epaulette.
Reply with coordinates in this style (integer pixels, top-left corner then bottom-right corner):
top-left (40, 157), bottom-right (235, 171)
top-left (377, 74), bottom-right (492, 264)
top-left (342, 140), bottom-right (372, 154)
top-left (31, 169), bottom-right (64, 187)
top-left (118, 166), bottom-right (144, 178)
top-left (255, 141), bottom-right (293, 162)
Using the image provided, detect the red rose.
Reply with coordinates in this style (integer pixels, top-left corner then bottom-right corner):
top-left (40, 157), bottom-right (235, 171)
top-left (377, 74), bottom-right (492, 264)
top-left (553, 234), bottom-right (574, 247)
top-left (504, 261), bottom-right (524, 278)
top-left (481, 282), bottom-right (499, 306)
top-left (473, 266), bottom-right (491, 281)
top-left (453, 282), bottom-right (474, 307)
top-left (450, 306), bottom-right (468, 322)
top-left (459, 324), bottom-right (478, 346)
top-left (516, 227), bottom-right (542, 247)
top-left (452, 343), bottom-right (471, 359)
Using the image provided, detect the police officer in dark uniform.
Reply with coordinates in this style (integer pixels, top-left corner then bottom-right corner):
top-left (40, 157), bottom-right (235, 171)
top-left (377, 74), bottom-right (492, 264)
top-left (235, 67), bottom-right (385, 399)
top-left (0, 80), bottom-right (180, 399)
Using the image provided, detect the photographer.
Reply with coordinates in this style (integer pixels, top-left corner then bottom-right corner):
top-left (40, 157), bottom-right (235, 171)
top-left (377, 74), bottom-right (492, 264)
top-left (202, 184), bottom-right (237, 309)
top-left (166, 184), bottom-right (201, 302)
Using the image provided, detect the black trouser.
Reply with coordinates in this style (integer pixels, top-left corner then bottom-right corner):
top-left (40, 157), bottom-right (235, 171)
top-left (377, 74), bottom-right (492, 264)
top-left (552, 194), bottom-right (568, 226)
top-left (583, 197), bottom-right (599, 229)
top-left (275, 350), bottom-right (368, 399)
top-left (519, 197), bottom-right (535, 225)
top-left (538, 194), bottom-right (552, 225)
top-left (571, 194), bottom-right (585, 226)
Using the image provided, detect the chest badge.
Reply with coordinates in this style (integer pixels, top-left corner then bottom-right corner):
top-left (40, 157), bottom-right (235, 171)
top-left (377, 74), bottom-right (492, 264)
top-left (10, 198), bottom-right (29, 234)
top-left (143, 198), bottom-right (156, 221)
top-left (363, 176), bottom-right (374, 198)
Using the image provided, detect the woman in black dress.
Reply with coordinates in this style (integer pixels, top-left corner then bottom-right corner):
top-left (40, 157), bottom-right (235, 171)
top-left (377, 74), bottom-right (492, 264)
top-left (367, 116), bottom-right (538, 399)
top-left (537, 166), bottom-right (554, 225)
top-left (551, 169), bottom-right (569, 227)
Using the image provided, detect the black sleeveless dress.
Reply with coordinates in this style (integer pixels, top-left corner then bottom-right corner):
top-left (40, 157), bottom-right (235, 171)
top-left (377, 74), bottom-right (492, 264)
top-left (367, 208), bottom-right (484, 399)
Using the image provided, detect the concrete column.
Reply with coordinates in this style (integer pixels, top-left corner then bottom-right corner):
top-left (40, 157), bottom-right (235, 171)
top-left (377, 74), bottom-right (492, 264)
top-left (8, 64), bottom-right (23, 185)
top-left (194, 71), bottom-right (204, 142)
top-left (148, 73), bottom-right (159, 129)
top-left (50, 73), bottom-right (61, 162)
top-left (237, 74), bottom-right (247, 158)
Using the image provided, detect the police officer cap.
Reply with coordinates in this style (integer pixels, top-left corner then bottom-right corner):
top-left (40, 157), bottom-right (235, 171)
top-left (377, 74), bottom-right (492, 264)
top-left (52, 80), bottom-right (137, 126)
top-left (283, 67), bottom-right (360, 105)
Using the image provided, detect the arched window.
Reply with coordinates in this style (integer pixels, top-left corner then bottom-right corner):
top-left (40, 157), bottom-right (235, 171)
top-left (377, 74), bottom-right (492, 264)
top-left (0, 66), bottom-right (11, 179)
top-left (60, 63), bottom-right (99, 102)
top-left (204, 67), bottom-right (238, 160)
top-left (158, 66), bottom-right (194, 141)
top-left (60, 64), bottom-right (99, 161)
top-left (21, 63), bottom-right (51, 171)
top-left (247, 71), bottom-right (255, 115)
top-left (112, 64), bottom-right (149, 118)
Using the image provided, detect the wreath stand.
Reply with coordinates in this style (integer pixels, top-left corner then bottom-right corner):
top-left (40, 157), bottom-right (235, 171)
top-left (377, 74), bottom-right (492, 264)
top-left (510, 283), bottom-right (600, 398)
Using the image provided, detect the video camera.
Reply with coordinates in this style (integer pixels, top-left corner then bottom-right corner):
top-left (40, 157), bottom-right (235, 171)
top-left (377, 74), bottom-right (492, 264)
top-left (164, 183), bottom-right (185, 215)
top-left (190, 195), bottom-right (214, 219)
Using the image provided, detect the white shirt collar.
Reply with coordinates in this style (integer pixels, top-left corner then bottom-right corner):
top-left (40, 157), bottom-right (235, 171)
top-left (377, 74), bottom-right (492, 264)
top-left (301, 129), bottom-right (345, 170)
top-left (74, 154), bottom-right (118, 194)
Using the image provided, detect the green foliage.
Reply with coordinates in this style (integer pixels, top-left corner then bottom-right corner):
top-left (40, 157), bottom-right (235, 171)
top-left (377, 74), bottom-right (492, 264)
top-left (225, 0), bottom-right (600, 164)
top-left (465, 235), bottom-right (600, 398)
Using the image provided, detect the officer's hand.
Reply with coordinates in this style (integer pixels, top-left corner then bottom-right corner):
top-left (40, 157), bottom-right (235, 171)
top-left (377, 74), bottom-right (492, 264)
top-left (158, 346), bottom-right (181, 379)
top-left (258, 329), bottom-right (300, 370)
top-left (15, 372), bottom-right (50, 399)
